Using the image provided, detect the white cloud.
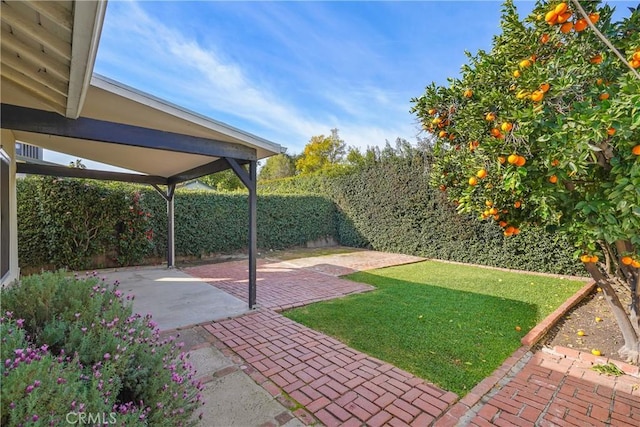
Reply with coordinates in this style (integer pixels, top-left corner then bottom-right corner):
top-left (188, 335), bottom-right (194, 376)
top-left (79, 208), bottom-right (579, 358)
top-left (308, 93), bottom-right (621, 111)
top-left (95, 1), bottom-right (417, 155)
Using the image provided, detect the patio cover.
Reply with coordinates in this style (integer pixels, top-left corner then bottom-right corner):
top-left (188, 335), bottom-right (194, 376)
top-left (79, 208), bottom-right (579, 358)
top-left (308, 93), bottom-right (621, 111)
top-left (0, 0), bottom-right (284, 308)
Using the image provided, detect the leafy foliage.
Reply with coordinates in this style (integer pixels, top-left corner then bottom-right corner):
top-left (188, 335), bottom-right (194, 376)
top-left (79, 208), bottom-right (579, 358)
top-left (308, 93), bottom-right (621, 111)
top-left (295, 129), bottom-right (347, 174)
top-left (1, 271), bottom-right (203, 426)
top-left (258, 153), bottom-right (296, 181)
top-left (17, 177), bottom-right (153, 270)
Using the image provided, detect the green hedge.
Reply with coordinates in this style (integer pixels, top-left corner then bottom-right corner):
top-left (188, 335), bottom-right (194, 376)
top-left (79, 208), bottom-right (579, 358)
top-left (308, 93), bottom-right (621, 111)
top-left (260, 152), bottom-right (584, 276)
top-left (17, 177), bottom-right (336, 270)
top-left (139, 189), bottom-right (337, 258)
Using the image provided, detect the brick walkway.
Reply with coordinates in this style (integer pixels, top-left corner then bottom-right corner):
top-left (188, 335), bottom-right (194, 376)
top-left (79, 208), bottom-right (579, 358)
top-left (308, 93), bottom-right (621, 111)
top-left (438, 347), bottom-right (639, 427)
top-left (203, 309), bottom-right (458, 426)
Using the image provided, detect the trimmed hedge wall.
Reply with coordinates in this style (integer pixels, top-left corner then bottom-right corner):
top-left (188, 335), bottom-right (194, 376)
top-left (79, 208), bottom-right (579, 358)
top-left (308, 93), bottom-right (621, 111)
top-left (18, 152), bottom-right (583, 275)
top-left (260, 153), bottom-right (584, 276)
top-left (16, 177), bottom-right (336, 270)
top-left (139, 190), bottom-right (337, 258)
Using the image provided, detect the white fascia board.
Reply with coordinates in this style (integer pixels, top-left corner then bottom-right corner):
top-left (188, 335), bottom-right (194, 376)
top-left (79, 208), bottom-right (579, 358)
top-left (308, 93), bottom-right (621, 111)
top-left (66, 0), bottom-right (107, 119)
top-left (90, 74), bottom-right (284, 156)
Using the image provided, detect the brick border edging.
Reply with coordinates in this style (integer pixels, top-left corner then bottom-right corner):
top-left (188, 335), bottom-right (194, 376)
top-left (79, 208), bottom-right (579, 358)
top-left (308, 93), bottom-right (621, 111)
top-left (544, 345), bottom-right (640, 378)
top-left (521, 280), bottom-right (596, 347)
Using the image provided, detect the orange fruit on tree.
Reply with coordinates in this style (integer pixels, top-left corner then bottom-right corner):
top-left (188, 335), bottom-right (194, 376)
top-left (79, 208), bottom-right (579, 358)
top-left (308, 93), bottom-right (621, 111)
top-left (554, 2), bottom-right (568, 14)
top-left (607, 127), bottom-right (616, 136)
top-left (489, 207), bottom-right (498, 215)
top-left (477, 169), bottom-right (487, 179)
top-left (485, 112), bottom-right (496, 121)
top-left (632, 145), bottom-right (640, 155)
top-left (504, 226), bottom-right (515, 236)
top-left (485, 200), bottom-right (493, 207)
top-left (469, 176), bottom-right (478, 186)
top-left (545, 10), bottom-right (559, 24)
top-left (530, 90), bottom-right (544, 102)
top-left (432, 117), bottom-right (442, 125)
top-left (514, 200), bottom-right (522, 208)
top-left (507, 154), bottom-right (519, 164)
top-left (633, 51), bottom-right (640, 61)
top-left (501, 122), bottom-right (513, 132)
top-left (574, 19), bottom-right (588, 32)
top-left (499, 221), bottom-right (507, 227)
top-left (539, 83), bottom-right (550, 93)
top-left (596, 78), bottom-right (604, 85)
top-left (439, 130), bottom-right (448, 138)
top-left (464, 89), bottom-right (473, 98)
top-left (632, 260), bottom-right (640, 268)
top-left (590, 255), bottom-right (599, 263)
top-left (549, 175), bottom-right (558, 184)
top-left (557, 12), bottom-right (572, 24)
top-left (621, 256), bottom-right (633, 265)
top-left (580, 254), bottom-right (592, 263)
top-left (519, 59), bottom-right (532, 68)
top-left (540, 33), bottom-right (550, 44)
top-left (560, 21), bottom-right (573, 33)
top-left (630, 59), bottom-right (640, 69)
top-left (513, 69), bottom-right (521, 78)
top-left (498, 156), bottom-right (506, 164)
top-left (590, 54), bottom-right (602, 64)
top-left (599, 93), bottom-right (610, 101)
top-left (551, 159), bottom-right (560, 166)
top-left (588, 13), bottom-right (599, 24)
top-left (515, 156), bottom-right (526, 167)
top-left (439, 184), bottom-right (447, 192)
top-left (428, 108), bottom-right (437, 115)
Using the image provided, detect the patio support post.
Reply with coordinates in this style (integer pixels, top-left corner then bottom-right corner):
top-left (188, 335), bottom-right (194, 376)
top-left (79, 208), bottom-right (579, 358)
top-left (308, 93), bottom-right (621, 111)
top-left (151, 183), bottom-right (176, 269)
top-left (166, 184), bottom-right (176, 268)
top-left (226, 157), bottom-right (258, 309)
top-left (248, 160), bottom-right (257, 308)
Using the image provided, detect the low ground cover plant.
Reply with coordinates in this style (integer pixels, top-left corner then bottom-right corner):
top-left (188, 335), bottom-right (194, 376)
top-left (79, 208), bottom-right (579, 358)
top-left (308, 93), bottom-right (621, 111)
top-left (284, 260), bottom-right (584, 395)
top-left (0, 271), bottom-right (203, 426)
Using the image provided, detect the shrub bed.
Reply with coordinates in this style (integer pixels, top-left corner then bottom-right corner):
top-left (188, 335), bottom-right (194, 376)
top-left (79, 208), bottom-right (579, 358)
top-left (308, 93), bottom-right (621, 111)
top-left (0, 271), bottom-right (203, 426)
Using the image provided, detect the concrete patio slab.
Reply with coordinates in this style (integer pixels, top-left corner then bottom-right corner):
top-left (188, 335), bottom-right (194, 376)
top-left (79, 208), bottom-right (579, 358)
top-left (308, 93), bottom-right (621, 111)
top-left (98, 267), bottom-right (250, 330)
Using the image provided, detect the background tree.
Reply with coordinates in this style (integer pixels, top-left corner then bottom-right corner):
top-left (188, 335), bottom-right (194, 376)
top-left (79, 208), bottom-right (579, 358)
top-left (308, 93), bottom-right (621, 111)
top-left (259, 153), bottom-right (296, 181)
top-left (199, 169), bottom-right (244, 191)
top-left (412, 0), bottom-right (640, 361)
top-left (295, 128), bottom-right (346, 174)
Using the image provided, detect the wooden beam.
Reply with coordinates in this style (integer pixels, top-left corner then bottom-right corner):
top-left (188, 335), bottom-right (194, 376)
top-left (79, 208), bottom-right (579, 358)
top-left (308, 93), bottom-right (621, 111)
top-left (16, 162), bottom-right (167, 185)
top-left (1, 28), bottom-right (70, 81)
top-left (1, 104), bottom-right (258, 161)
top-left (1, 47), bottom-right (69, 96)
top-left (0, 2), bottom-right (72, 60)
top-left (27, 1), bottom-right (73, 32)
top-left (1, 75), bottom-right (66, 116)
top-left (226, 157), bottom-right (252, 189)
top-left (168, 158), bottom-right (246, 185)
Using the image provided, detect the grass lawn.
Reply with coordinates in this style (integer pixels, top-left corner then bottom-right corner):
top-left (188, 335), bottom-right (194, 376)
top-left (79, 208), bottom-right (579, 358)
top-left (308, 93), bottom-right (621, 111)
top-left (283, 260), bottom-right (585, 396)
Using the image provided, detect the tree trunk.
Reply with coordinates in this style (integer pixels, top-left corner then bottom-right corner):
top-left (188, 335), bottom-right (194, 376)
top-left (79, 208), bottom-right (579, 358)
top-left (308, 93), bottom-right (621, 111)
top-left (585, 263), bottom-right (640, 363)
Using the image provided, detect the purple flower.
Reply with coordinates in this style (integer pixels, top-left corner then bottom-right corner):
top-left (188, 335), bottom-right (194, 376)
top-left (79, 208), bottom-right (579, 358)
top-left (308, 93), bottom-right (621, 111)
top-left (57, 377), bottom-right (66, 384)
top-left (5, 311), bottom-right (13, 319)
top-left (25, 385), bottom-right (34, 393)
top-left (104, 353), bottom-right (111, 360)
top-left (32, 414), bottom-right (39, 422)
top-left (16, 319), bottom-right (24, 328)
top-left (33, 380), bottom-right (41, 387)
top-left (74, 313), bottom-right (81, 319)
top-left (9, 402), bottom-right (15, 409)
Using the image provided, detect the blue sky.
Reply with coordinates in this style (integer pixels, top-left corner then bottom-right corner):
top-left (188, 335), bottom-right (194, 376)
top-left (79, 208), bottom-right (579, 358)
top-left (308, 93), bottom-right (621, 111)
top-left (45, 0), bottom-right (637, 168)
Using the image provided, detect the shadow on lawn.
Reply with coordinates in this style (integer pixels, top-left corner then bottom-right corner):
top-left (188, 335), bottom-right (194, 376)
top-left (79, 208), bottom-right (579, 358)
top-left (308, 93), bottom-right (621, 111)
top-left (284, 271), bottom-right (538, 396)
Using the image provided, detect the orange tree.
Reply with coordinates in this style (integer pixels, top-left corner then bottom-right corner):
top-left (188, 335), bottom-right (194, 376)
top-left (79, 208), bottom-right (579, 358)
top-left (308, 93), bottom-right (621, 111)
top-left (411, 0), bottom-right (640, 362)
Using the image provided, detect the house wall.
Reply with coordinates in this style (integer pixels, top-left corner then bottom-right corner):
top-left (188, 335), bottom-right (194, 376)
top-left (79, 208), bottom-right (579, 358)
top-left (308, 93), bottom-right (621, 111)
top-left (1, 129), bottom-right (19, 286)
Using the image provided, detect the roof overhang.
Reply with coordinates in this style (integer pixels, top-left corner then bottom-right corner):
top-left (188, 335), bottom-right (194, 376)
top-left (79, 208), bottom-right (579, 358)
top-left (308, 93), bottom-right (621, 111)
top-left (0, 0), bottom-right (106, 118)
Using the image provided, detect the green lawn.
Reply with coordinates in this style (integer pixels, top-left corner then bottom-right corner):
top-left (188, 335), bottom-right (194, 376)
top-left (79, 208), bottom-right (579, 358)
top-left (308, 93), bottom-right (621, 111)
top-left (283, 260), bottom-right (584, 396)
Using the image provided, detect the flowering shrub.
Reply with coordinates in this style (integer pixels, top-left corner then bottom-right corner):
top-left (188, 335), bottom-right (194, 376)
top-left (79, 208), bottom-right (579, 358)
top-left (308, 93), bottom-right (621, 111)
top-left (1, 272), bottom-right (204, 426)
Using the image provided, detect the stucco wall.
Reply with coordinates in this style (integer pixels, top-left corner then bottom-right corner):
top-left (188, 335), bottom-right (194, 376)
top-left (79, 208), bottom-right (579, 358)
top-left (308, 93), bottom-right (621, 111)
top-left (1, 129), bottom-right (19, 286)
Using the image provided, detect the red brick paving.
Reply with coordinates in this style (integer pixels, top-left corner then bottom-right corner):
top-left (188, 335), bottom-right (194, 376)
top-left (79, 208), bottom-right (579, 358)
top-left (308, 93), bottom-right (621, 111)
top-left (202, 309), bottom-right (458, 426)
top-left (446, 346), bottom-right (640, 427)
top-left (186, 259), bottom-right (375, 311)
